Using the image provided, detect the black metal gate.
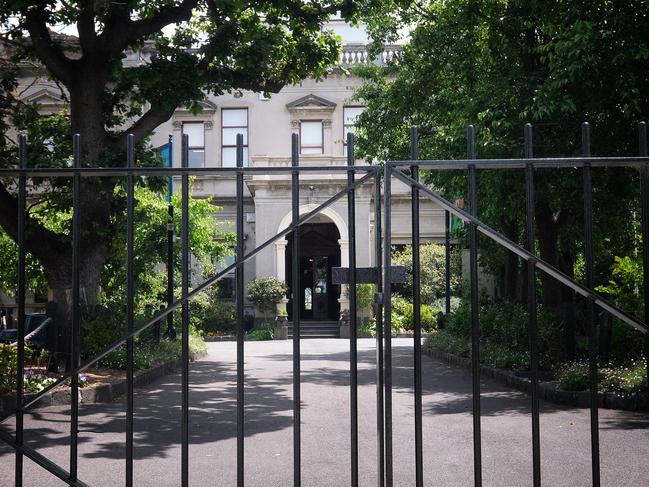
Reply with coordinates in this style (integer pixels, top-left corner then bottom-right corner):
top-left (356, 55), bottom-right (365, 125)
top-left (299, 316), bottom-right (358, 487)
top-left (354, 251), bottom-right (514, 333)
top-left (1, 123), bottom-right (648, 487)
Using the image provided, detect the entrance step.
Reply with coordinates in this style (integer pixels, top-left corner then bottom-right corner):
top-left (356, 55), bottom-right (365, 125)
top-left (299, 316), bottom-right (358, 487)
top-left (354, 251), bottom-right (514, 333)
top-left (287, 321), bottom-right (339, 338)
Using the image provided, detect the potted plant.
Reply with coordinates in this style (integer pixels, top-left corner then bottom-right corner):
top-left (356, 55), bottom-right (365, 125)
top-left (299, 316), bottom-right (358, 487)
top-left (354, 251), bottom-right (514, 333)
top-left (247, 276), bottom-right (288, 340)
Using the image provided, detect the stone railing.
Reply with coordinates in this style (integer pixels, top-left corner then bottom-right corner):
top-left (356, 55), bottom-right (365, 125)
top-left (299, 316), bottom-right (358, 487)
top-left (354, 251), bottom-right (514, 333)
top-left (252, 155), bottom-right (351, 168)
top-left (338, 44), bottom-right (402, 67)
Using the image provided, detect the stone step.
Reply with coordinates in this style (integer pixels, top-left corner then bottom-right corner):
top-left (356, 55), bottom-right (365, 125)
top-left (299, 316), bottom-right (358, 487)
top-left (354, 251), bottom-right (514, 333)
top-left (287, 321), bottom-right (339, 338)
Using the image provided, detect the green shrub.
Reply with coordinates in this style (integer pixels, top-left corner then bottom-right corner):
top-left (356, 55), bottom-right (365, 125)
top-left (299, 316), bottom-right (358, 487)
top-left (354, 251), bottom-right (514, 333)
top-left (248, 325), bottom-right (274, 341)
top-left (247, 277), bottom-right (287, 318)
top-left (424, 330), bottom-right (470, 357)
top-left (482, 343), bottom-right (529, 370)
top-left (81, 305), bottom-right (125, 358)
top-left (200, 300), bottom-right (237, 334)
top-left (389, 295), bottom-right (439, 332)
top-left (0, 345), bottom-right (17, 394)
top-left (97, 327), bottom-right (206, 370)
top-left (427, 298), bottom-right (561, 370)
top-left (445, 299), bottom-right (471, 338)
top-left (558, 359), bottom-right (648, 394)
top-left (599, 359), bottom-right (647, 394)
top-left (392, 243), bottom-right (460, 303)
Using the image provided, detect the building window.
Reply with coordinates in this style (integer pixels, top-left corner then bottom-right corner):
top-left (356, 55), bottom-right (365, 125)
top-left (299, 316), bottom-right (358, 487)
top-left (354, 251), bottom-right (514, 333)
top-left (300, 120), bottom-right (323, 155)
top-left (182, 122), bottom-right (205, 168)
top-left (343, 106), bottom-right (364, 155)
top-left (222, 108), bottom-right (249, 167)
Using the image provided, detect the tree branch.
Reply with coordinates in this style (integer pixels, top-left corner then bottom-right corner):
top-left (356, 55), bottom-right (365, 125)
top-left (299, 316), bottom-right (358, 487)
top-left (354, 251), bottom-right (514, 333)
top-left (101, 0), bottom-right (199, 56)
top-left (77, 0), bottom-right (98, 54)
top-left (23, 5), bottom-right (73, 86)
top-left (117, 105), bottom-right (177, 147)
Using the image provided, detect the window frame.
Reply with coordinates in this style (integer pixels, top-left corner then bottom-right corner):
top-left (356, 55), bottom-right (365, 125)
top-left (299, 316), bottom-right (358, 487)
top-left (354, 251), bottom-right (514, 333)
top-left (221, 107), bottom-right (249, 167)
top-left (299, 119), bottom-right (324, 155)
top-left (343, 106), bottom-right (364, 156)
top-left (182, 121), bottom-right (205, 168)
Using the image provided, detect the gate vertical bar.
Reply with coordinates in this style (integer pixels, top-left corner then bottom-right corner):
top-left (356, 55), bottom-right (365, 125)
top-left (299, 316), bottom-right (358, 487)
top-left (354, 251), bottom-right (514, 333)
top-left (15, 134), bottom-right (27, 487)
top-left (291, 133), bottom-right (301, 487)
top-left (638, 121), bottom-right (649, 407)
top-left (181, 133), bottom-right (190, 487)
top-left (383, 163), bottom-right (393, 487)
top-left (467, 125), bottom-right (482, 486)
top-left (445, 211), bottom-right (451, 316)
top-left (69, 133), bottom-right (81, 483)
top-left (524, 124), bottom-right (541, 487)
top-left (409, 127), bottom-right (423, 487)
top-left (374, 169), bottom-right (385, 487)
top-left (126, 134), bottom-right (135, 487)
top-left (167, 134), bottom-right (176, 340)
top-left (582, 122), bottom-right (600, 486)
top-left (236, 133), bottom-right (245, 487)
top-left (347, 132), bottom-right (359, 487)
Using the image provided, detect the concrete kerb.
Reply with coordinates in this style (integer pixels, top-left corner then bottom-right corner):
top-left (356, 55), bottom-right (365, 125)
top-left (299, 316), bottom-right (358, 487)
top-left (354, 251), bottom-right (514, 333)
top-left (425, 348), bottom-right (649, 412)
top-left (0, 351), bottom-right (206, 414)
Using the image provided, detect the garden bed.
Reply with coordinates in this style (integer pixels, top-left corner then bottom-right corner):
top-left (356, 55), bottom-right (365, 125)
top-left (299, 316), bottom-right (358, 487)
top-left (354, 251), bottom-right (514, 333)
top-left (0, 350), bottom-right (206, 414)
top-left (425, 347), bottom-right (648, 412)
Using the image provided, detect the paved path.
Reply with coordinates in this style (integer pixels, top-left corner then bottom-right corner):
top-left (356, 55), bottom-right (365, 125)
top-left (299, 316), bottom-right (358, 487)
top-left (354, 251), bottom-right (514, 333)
top-left (1, 338), bottom-right (649, 486)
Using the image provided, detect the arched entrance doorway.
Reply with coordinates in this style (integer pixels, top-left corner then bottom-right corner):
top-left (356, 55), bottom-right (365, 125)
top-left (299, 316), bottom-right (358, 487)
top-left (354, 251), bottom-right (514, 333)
top-left (286, 222), bottom-right (341, 321)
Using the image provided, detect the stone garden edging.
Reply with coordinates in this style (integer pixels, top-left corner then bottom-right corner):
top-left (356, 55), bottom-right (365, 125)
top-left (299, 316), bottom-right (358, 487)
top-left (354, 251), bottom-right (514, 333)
top-left (425, 348), bottom-right (648, 412)
top-left (0, 351), bottom-right (206, 414)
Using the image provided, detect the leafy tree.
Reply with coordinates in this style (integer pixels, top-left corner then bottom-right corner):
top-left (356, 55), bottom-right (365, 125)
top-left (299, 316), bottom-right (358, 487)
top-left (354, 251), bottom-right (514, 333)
top-left (0, 1), bottom-right (361, 349)
top-left (0, 182), bottom-right (233, 312)
top-left (357, 0), bottom-right (647, 318)
top-left (392, 243), bottom-right (460, 304)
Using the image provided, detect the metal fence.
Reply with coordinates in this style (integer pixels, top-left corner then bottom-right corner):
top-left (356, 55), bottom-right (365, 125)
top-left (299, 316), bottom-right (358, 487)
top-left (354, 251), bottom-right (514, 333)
top-left (0, 122), bottom-right (648, 487)
top-left (384, 122), bottom-right (649, 487)
top-left (0, 132), bottom-right (380, 487)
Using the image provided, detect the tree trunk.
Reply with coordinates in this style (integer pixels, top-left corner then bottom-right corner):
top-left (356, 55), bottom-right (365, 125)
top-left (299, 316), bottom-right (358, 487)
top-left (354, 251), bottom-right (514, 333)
top-left (536, 201), bottom-right (562, 311)
top-left (43, 233), bottom-right (108, 371)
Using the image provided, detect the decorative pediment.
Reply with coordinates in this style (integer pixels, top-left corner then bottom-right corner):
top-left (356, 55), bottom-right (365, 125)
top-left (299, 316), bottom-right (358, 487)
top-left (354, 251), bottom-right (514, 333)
top-left (175, 99), bottom-right (218, 113)
top-left (21, 88), bottom-right (64, 106)
top-left (286, 94), bottom-right (337, 111)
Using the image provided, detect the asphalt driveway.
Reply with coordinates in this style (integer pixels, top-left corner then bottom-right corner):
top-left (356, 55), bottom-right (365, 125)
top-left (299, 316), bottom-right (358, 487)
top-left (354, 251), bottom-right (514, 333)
top-left (1, 338), bottom-right (648, 486)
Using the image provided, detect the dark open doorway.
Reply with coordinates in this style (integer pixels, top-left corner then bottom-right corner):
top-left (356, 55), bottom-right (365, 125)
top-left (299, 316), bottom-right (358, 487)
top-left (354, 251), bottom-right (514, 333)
top-left (286, 222), bottom-right (341, 321)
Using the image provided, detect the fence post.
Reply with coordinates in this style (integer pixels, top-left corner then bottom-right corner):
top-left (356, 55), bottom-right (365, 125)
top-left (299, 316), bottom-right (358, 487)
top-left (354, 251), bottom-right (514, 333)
top-left (467, 124), bottom-right (482, 486)
top-left (524, 123), bottom-right (541, 487)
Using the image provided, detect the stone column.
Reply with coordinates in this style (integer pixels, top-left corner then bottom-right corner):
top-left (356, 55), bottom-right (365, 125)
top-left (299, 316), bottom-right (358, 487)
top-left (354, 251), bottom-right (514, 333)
top-left (338, 239), bottom-right (350, 313)
top-left (274, 240), bottom-right (289, 314)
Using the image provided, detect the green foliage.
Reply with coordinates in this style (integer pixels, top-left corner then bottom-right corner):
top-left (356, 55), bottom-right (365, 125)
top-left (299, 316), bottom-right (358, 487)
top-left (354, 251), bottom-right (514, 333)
top-left (358, 319), bottom-right (376, 337)
top-left (556, 361), bottom-right (591, 391)
top-left (102, 184), bottom-right (233, 305)
top-left (81, 306), bottom-right (125, 358)
top-left (599, 359), bottom-right (647, 394)
top-left (248, 325), bottom-right (274, 341)
top-left (392, 243), bottom-right (459, 303)
top-left (247, 277), bottom-right (287, 316)
top-left (390, 295), bottom-right (438, 332)
top-left (0, 0), bottom-right (353, 348)
top-left (0, 345), bottom-right (17, 394)
top-left (200, 300), bottom-right (237, 335)
top-left (428, 298), bottom-right (561, 369)
top-left (97, 327), bottom-right (206, 370)
top-left (596, 254), bottom-right (644, 318)
top-left (557, 359), bottom-right (647, 394)
top-left (345, 283), bottom-right (377, 324)
top-left (357, 0), bottom-right (646, 313)
top-left (425, 330), bottom-right (471, 358)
